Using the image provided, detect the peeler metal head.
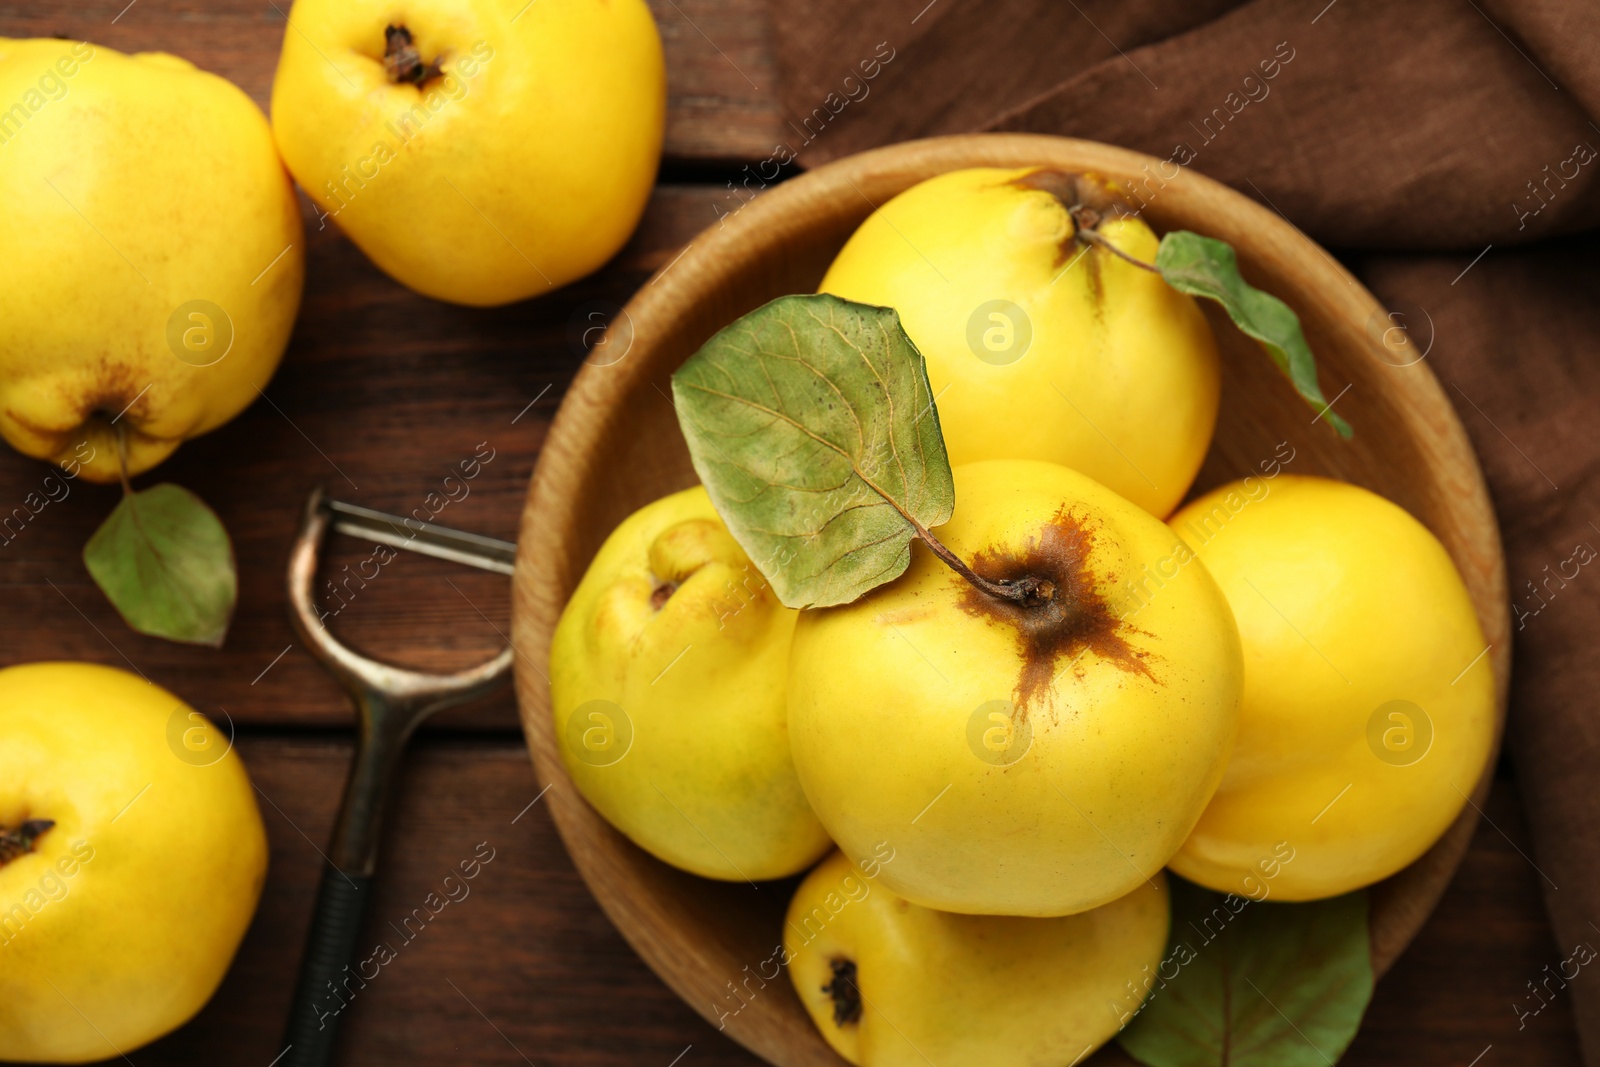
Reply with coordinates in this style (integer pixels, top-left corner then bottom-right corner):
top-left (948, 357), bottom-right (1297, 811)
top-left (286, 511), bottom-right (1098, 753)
top-left (287, 487), bottom-right (515, 723)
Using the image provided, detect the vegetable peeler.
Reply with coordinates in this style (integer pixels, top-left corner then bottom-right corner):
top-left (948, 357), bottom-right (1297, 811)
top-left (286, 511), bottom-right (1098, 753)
top-left (279, 487), bottom-right (516, 1067)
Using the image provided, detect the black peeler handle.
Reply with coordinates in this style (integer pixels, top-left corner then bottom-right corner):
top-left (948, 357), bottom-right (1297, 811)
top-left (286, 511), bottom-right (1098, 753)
top-left (281, 867), bottom-right (374, 1067)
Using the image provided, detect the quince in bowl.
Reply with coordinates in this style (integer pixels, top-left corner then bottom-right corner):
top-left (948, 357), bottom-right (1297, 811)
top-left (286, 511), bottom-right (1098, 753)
top-left (511, 134), bottom-right (1508, 1067)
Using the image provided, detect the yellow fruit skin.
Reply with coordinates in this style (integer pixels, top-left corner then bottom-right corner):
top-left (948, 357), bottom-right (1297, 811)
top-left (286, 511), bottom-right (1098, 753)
top-left (1167, 475), bottom-right (1496, 900)
top-left (0, 663), bottom-right (268, 1063)
top-left (270, 0), bottom-right (664, 306)
top-left (820, 167), bottom-right (1219, 517)
top-left (785, 851), bottom-right (1170, 1067)
top-left (0, 39), bottom-right (304, 483)
top-left (788, 460), bottom-right (1241, 917)
top-left (550, 487), bottom-right (832, 882)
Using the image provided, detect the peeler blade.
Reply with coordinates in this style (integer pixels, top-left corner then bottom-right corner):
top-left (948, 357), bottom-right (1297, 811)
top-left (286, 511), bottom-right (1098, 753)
top-left (324, 497), bottom-right (517, 575)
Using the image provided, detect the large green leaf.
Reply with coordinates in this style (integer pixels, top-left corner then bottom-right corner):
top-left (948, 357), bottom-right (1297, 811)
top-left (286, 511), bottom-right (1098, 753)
top-left (1119, 877), bottom-right (1373, 1067)
top-left (1155, 231), bottom-right (1352, 438)
top-left (671, 293), bottom-right (954, 609)
top-left (84, 483), bottom-right (237, 647)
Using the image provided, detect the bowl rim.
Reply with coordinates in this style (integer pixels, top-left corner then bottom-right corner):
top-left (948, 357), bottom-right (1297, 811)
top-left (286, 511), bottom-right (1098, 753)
top-left (511, 132), bottom-right (1511, 1063)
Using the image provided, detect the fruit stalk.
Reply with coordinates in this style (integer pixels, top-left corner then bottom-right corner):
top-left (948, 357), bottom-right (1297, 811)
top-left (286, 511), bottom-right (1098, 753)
top-left (905, 514), bottom-right (1055, 607)
top-left (114, 421), bottom-right (133, 496)
top-left (382, 25), bottom-right (441, 85)
top-left (1070, 206), bottom-right (1161, 274)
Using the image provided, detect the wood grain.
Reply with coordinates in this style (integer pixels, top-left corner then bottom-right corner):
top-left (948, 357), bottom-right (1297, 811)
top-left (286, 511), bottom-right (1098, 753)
top-left (13, 740), bottom-right (1575, 1067)
top-left (511, 134), bottom-right (1510, 1066)
top-left (0, 0), bottom-right (783, 161)
top-left (0, 182), bottom-right (734, 729)
top-left (0, 1), bottom-right (1571, 1064)
top-left (0, 0), bottom-right (760, 729)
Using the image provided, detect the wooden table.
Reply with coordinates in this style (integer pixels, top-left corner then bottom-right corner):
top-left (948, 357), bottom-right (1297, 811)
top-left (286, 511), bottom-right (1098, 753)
top-left (0, 2), bottom-right (1580, 1064)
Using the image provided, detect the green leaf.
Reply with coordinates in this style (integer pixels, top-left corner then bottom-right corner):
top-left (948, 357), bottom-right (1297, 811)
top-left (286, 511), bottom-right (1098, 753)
top-left (671, 293), bottom-right (954, 609)
top-left (1118, 878), bottom-right (1373, 1067)
top-left (1155, 231), bottom-right (1353, 438)
top-left (84, 483), bottom-right (237, 647)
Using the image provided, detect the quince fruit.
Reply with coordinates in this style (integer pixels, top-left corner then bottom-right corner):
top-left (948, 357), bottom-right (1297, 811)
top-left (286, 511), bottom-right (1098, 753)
top-left (788, 460), bottom-right (1241, 916)
top-left (785, 850), bottom-right (1170, 1067)
top-left (0, 38), bottom-right (304, 482)
top-left (820, 167), bottom-right (1219, 517)
top-left (271, 0), bottom-right (665, 305)
top-left (1168, 475), bottom-right (1496, 899)
top-left (550, 487), bottom-right (832, 881)
top-left (0, 662), bottom-right (267, 1062)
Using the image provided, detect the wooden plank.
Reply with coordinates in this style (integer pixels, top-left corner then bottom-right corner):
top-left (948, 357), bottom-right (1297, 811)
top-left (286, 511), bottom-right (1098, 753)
top-left (1349, 774), bottom-right (1581, 1065)
top-left (106, 736), bottom-right (766, 1066)
top-left (649, 0), bottom-right (784, 161)
top-left (0, 184), bottom-right (727, 729)
top-left (33, 740), bottom-right (1571, 1066)
top-left (0, 0), bottom-right (769, 728)
top-left (1, 0), bottom-right (782, 162)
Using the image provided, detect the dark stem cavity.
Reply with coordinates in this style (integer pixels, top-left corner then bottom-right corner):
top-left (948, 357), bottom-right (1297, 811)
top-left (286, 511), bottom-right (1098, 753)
top-left (0, 819), bottom-right (54, 867)
top-left (957, 508), bottom-right (1155, 712)
top-left (1011, 168), bottom-right (1161, 274)
top-left (649, 581), bottom-right (680, 610)
top-left (384, 25), bottom-right (443, 85)
top-left (822, 958), bottom-right (862, 1027)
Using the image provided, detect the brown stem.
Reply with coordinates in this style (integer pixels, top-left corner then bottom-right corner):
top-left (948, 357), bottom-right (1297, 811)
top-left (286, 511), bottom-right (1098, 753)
top-left (907, 517), bottom-right (1055, 607)
top-left (846, 447), bottom-right (1056, 608)
top-left (383, 24), bottom-right (442, 85)
top-left (1070, 207), bottom-right (1161, 274)
top-left (113, 421), bottom-right (132, 497)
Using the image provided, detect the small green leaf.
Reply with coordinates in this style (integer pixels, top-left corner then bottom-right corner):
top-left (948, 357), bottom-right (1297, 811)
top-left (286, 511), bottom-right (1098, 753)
top-left (84, 483), bottom-right (237, 647)
top-left (1155, 231), bottom-right (1353, 438)
top-left (671, 293), bottom-right (954, 609)
top-left (1119, 877), bottom-right (1373, 1067)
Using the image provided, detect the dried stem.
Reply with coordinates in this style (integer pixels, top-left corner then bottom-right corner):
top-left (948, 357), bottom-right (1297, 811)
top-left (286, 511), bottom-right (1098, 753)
top-left (905, 517), bottom-right (1054, 607)
top-left (1070, 207), bottom-right (1161, 274)
top-left (384, 24), bottom-right (442, 85)
top-left (0, 819), bottom-right (54, 866)
top-left (114, 421), bottom-right (132, 497)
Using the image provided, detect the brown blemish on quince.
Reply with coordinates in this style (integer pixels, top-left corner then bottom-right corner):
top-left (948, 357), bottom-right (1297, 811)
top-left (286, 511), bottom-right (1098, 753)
top-left (870, 604), bottom-right (937, 627)
top-left (822, 957), bottom-right (862, 1027)
top-left (958, 508), bottom-right (1153, 715)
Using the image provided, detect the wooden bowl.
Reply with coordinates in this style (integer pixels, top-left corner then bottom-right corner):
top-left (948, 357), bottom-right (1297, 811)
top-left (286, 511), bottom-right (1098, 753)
top-left (511, 134), bottom-right (1510, 1066)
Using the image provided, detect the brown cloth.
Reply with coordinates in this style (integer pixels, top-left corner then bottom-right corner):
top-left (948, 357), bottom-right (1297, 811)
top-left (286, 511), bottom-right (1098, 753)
top-left (765, 0), bottom-right (1600, 1055)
